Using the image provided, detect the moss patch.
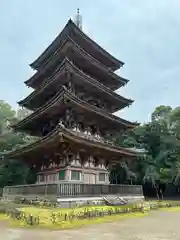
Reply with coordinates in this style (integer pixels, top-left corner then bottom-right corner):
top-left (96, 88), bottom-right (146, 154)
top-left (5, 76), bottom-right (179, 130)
top-left (7, 211), bottom-right (148, 230)
top-left (1, 200), bottom-right (180, 230)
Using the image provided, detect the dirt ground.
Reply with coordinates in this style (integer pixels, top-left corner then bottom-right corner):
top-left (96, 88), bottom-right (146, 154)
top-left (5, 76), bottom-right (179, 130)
top-left (0, 210), bottom-right (179, 240)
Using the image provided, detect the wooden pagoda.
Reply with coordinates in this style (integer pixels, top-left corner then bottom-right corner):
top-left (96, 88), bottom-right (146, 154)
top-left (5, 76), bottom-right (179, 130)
top-left (7, 16), bottom-right (141, 187)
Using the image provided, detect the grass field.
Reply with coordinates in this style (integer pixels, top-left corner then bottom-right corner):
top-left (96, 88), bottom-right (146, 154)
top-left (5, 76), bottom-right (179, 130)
top-left (0, 200), bottom-right (180, 230)
top-left (0, 201), bottom-right (147, 229)
top-left (5, 207), bottom-right (148, 229)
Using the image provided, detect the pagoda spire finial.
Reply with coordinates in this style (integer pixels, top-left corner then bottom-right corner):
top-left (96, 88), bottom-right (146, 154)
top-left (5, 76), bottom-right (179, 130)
top-left (74, 8), bottom-right (82, 30)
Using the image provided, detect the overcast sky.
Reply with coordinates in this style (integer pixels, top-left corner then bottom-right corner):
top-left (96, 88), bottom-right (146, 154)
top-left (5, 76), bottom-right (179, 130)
top-left (0, 0), bottom-right (179, 123)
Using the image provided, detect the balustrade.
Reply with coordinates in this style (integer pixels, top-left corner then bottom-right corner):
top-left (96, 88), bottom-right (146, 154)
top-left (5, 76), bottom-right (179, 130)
top-left (71, 126), bottom-right (115, 146)
top-left (3, 183), bottom-right (143, 197)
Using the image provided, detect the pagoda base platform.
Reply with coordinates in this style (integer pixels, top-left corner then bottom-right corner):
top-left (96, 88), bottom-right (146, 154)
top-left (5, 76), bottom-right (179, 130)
top-left (57, 195), bottom-right (144, 208)
top-left (3, 183), bottom-right (144, 206)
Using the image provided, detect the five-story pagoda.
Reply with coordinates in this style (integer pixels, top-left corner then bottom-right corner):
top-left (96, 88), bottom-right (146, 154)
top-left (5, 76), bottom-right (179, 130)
top-left (8, 11), bottom-right (140, 186)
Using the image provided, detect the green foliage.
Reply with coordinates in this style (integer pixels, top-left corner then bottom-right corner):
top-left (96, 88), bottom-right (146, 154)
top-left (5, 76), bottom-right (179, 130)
top-left (0, 100), bottom-right (16, 134)
top-left (113, 105), bottom-right (180, 191)
top-left (0, 100), bottom-right (35, 188)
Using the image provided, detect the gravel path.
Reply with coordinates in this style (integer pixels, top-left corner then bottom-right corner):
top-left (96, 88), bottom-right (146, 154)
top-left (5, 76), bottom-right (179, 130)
top-left (0, 210), bottom-right (179, 239)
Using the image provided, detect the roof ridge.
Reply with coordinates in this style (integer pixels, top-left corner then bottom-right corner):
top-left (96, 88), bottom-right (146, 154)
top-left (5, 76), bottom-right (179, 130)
top-left (15, 88), bottom-right (138, 131)
top-left (5, 124), bottom-right (139, 159)
top-left (26, 36), bottom-right (128, 88)
top-left (30, 18), bottom-right (123, 70)
top-left (20, 58), bottom-right (132, 109)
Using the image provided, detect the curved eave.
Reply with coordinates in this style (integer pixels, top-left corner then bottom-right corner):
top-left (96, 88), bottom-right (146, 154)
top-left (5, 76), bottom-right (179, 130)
top-left (66, 92), bottom-right (138, 128)
top-left (4, 126), bottom-right (139, 159)
top-left (30, 19), bottom-right (123, 72)
top-left (19, 58), bottom-right (133, 110)
top-left (30, 19), bottom-right (71, 70)
top-left (13, 88), bottom-right (138, 131)
top-left (25, 37), bottom-right (128, 89)
top-left (19, 58), bottom-right (67, 106)
top-left (3, 126), bottom-right (59, 158)
top-left (13, 88), bottom-right (65, 130)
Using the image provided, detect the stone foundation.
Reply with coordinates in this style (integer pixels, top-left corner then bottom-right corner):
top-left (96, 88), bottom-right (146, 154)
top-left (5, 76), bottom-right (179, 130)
top-left (57, 195), bottom-right (144, 208)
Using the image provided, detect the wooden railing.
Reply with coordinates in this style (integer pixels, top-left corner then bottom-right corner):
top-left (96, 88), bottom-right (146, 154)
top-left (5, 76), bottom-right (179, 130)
top-left (57, 183), bottom-right (143, 197)
top-left (3, 183), bottom-right (143, 198)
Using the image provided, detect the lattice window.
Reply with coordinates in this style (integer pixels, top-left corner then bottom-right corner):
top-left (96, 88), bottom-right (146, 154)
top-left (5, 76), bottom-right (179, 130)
top-left (99, 173), bottom-right (106, 182)
top-left (71, 170), bottom-right (81, 181)
top-left (59, 170), bottom-right (65, 180)
top-left (39, 175), bottom-right (45, 182)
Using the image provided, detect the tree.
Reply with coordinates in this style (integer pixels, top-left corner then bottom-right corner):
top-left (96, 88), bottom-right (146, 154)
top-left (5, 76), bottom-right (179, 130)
top-left (112, 105), bottom-right (180, 199)
top-left (0, 100), bottom-right (35, 188)
top-left (151, 105), bottom-right (172, 122)
top-left (0, 100), bottom-right (16, 134)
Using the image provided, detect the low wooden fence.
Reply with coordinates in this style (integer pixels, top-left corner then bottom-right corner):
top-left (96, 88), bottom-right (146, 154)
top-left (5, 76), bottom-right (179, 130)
top-left (57, 183), bottom-right (143, 197)
top-left (3, 183), bottom-right (143, 198)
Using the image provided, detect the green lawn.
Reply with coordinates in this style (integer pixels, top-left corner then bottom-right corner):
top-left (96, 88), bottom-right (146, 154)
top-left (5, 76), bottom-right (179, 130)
top-left (1, 200), bottom-right (180, 230)
top-left (3, 207), bottom-right (148, 230)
